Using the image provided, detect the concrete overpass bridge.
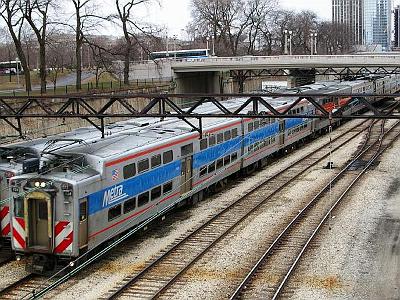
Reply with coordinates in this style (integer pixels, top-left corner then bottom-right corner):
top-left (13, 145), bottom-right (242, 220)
top-left (129, 54), bottom-right (400, 93)
top-left (171, 55), bottom-right (400, 72)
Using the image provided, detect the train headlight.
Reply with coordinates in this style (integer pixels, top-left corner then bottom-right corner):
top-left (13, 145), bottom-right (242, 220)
top-left (5, 171), bottom-right (15, 178)
top-left (34, 182), bottom-right (40, 187)
top-left (40, 182), bottom-right (46, 188)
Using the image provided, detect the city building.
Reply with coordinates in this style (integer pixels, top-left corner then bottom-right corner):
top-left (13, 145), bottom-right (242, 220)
top-left (332, 0), bottom-right (364, 45)
top-left (395, 5), bottom-right (400, 48)
top-left (332, 0), bottom-right (392, 51)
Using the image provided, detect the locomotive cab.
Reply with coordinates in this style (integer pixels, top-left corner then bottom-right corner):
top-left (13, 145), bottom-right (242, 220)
top-left (10, 157), bottom-right (99, 274)
top-left (0, 148), bottom-right (39, 243)
top-left (12, 178), bottom-right (66, 273)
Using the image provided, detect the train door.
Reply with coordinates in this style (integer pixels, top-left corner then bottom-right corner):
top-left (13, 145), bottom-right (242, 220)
top-left (180, 143), bottom-right (193, 195)
top-left (278, 120), bottom-right (285, 146)
top-left (78, 198), bottom-right (88, 249)
top-left (26, 192), bottom-right (52, 249)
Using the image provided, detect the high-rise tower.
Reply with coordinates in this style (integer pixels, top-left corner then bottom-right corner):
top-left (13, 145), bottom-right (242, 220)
top-left (332, 0), bottom-right (392, 50)
top-left (394, 5), bottom-right (400, 48)
top-left (332, 0), bottom-right (364, 45)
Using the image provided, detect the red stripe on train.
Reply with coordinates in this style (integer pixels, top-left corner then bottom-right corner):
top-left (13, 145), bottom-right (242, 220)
top-left (13, 228), bottom-right (26, 249)
top-left (54, 232), bottom-right (73, 254)
top-left (0, 206), bottom-right (9, 219)
top-left (55, 221), bottom-right (69, 236)
top-left (1, 223), bottom-right (10, 236)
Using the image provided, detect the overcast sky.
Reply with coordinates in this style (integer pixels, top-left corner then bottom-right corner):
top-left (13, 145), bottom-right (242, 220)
top-left (147, 0), bottom-right (400, 38)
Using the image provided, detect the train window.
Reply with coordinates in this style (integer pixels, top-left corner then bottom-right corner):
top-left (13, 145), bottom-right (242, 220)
top-left (123, 198), bottom-right (136, 214)
top-left (14, 197), bottom-right (24, 217)
top-left (254, 121), bottom-right (259, 130)
top-left (231, 152), bottom-right (238, 161)
top-left (224, 155), bottom-right (231, 166)
top-left (208, 162), bottom-right (216, 173)
top-left (200, 138), bottom-right (208, 150)
top-left (248, 123), bottom-right (254, 132)
top-left (181, 144), bottom-right (193, 156)
top-left (151, 186), bottom-right (162, 200)
top-left (138, 159), bottom-right (149, 173)
top-left (138, 192), bottom-right (149, 207)
top-left (254, 142), bottom-right (260, 151)
top-left (224, 131), bottom-right (231, 141)
top-left (79, 201), bottom-right (87, 222)
top-left (217, 133), bottom-right (223, 144)
top-left (108, 204), bottom-right (122, 221)
top-left (163, 150), bottom-right (173, 164)
top-left (209, 135), bottom-right (216, 146)
top-left (200, 166), bottom-right (207, 177)
top-left (216, 158), bottom-right (223, 169)
top-left (123, 163), bottom-right (136, 179)
top-left (38, 202), bottom-right (48, 220)
top-left (151, 154), bottom-right (162, 168)
top-left (249, 144), bottom-right (254, 152)
top-left (163, 181), bottom-right (173, 194)
top-left (260, 119), bottom-right (267, 126)
top-left (232, 128), bottom-right (238, 138)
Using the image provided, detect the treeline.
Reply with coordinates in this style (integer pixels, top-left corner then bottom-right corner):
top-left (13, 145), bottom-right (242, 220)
top-left (188, 0), bottom-right (352, 56)
top-left (0, 0), bottom-right (352, 93)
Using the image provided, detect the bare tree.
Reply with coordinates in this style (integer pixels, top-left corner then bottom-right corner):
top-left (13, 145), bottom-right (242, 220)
top-left (112, 0), bottom-right (155, 85)
top-left (23, 0), bottom-right (56, 93)
top-left (317, 22), bottom-right (353, 54)
top-left (70, 0), bottom-right (106, 90)
top-left (47, 38), bottom-right (66, 89)
top-left (246, 0), bottom-right (277, 55)
top-left (0, 0), bottom-right (32, 91)
top-left (190, 0), bottom-right (278, 56)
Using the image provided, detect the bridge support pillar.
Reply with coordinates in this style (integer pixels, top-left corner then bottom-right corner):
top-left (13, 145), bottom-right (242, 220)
top-left (288, 69), bottom-right (316, 87)
top-left (174, 71), bottom-right (220, 94)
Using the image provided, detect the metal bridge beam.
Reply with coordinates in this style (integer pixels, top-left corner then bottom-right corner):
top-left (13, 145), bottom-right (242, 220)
top-left (0, 93), bottom-right (399, 137)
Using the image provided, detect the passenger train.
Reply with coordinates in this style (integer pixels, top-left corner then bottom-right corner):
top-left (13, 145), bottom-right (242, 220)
top-left (4, 74), bottom-right (400, 272)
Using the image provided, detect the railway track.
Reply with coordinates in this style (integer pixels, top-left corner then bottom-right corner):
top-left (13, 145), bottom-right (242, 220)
top-left (102, 120), bottom-right (374, 299)
top-left (0, 242), bottom-right (14, 268)
top-left (0, 273), bottom-right (50, 299)
top-left (229, 119), bottom-right (400, 299)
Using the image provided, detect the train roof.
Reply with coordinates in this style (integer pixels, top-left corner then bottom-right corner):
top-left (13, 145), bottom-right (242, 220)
top-left (59, 96), bottom-right (302, 162)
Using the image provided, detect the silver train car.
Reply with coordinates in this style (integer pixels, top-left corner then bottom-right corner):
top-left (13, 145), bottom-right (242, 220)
top-left (0, 121), bottom-right (158, 244)
top-left (7, 75), bottom-right (400, 272)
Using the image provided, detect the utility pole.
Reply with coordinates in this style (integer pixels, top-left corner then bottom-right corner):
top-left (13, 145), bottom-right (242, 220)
top-left (284, 30), bottom-right (288, 55)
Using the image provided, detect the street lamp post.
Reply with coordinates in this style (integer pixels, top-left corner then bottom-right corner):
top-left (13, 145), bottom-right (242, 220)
top-left (288, 30), bottom-right (293, 55)
top-left (166, 34), bottom-right (169, 57)
top-left (314, 33), bottom-right (318, 55)
top-left (15, 57), bottom-right (20, 85)
top-left (310, 32), bottom-right (318, 55)
top-left (206, 36), bottom-right (210, 52)
top-left (173, 34), bottom-right (177, 59)
top-left (284, 30), bottom-right (288, 55)
top-left (211, 35), bottom-right (215, 56)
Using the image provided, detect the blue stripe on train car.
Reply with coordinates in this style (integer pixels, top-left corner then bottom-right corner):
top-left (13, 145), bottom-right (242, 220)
top-left (244, 123), bottom-right (279, 147)
top-left (88, 160), bottom-right (181, 215)
top-left (193, 137), bottom-right (242, 169)
top-left (286, 118), bottom-right (306, 129)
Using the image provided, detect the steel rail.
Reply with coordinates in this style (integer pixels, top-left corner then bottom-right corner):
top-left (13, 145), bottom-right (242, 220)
top-left (272, 121), bottom-right (400, 299)
top-left (229, 120), bottom-right (400, 300)
top-left (0, 273), bottom-right (37, 298)
top-left (105, 121), bottom-right (369, 299)
top-left (21, 119), bottom-right (371, 299)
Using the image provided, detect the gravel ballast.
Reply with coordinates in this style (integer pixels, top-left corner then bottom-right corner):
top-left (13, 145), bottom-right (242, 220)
top-left (18, 118), bottom-right (397, 300)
